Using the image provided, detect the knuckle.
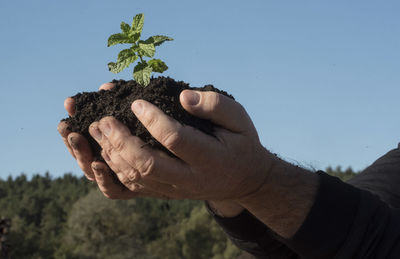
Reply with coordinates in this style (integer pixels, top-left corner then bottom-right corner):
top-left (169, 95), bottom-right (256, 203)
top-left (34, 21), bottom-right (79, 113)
top-left (127, 168), bottom-right (140, 182)
top-left (161, 130), bottom-right (182, 151)
top-left (143, 112), bottom-right (158, 130)
top-left (113, 138), bottom-right (126, 153)
top-left (137, 156), bottom-right (155, 177)
top-left (209, 92), bottom-right (221, 110)
top-left (120, 177), bottom-right (131, 187)
top-left (129, 183), bottom-right (143, 193)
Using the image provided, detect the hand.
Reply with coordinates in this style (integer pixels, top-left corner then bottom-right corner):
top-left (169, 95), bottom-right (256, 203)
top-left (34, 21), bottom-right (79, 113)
top-left (88, 90), bottom-right (319, 238)
top-left (89, 90), bottom-right (273, 201)
top-left (207, 200), bottom-right (244, 218)
top-left (58, 82), bottom-right (115, 181)
top-left (58, 83), bottom-right (166, 200)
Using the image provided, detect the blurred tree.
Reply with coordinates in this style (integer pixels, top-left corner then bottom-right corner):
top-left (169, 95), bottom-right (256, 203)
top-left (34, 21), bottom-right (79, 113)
top-left (0, 218), bottom-right (11, 259)
top-left (57, 189), bottom-right (151, 259)
top-left (326, 166), bottom-right (359, 181)
top-left (0, 173), bottom-right (92, 258)
top-left (0, 165), bottom-right (362, 259)
top-left (147, 205), bottom-right (241, 259)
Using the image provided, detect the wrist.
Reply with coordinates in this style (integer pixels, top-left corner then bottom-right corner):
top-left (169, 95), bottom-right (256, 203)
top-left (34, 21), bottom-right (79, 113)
top-left (236, 155), bottom-right (319, 238)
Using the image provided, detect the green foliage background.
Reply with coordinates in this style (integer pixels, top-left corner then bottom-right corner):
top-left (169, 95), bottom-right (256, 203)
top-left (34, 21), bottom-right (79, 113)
top-left (0, 167), bottom-right (357, 259)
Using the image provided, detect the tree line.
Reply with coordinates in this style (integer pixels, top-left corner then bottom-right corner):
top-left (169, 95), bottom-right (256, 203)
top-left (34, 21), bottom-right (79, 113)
top-left (0, 167), bottom-right (357, 259)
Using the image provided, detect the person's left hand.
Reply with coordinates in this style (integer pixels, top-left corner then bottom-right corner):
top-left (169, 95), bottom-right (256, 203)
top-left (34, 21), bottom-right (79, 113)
top-left (58, 83), bottom-right (169, 200)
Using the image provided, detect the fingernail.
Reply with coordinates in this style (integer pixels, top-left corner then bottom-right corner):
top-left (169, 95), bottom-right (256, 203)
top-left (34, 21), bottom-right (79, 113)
top-left (92, 164), bottom-right (103, 176)
top-left (132, 101), bottom-right (143, 116)
top-left (91, 126), bottom-right (102, 142)
top-left (183, 91), bottom-right (200, 106)
top-left (69, 136), bottom-right (79, 150)
top-left (99, 122), bottom-right (111, 137)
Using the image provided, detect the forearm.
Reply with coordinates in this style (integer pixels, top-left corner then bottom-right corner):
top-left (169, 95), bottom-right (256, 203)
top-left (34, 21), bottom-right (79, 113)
top-left (237, 153), bottom-right (319, 239)
top-left (209, 156), bottom-right (400, 258)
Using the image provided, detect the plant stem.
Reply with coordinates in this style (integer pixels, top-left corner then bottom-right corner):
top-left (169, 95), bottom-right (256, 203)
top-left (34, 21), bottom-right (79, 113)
top-left (139, 55), bottom-right (144, 63)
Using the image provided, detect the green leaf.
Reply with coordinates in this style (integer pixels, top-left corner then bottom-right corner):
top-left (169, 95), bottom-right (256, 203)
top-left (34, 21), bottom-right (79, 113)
top-left (120, 22), bottom-right (131, 35)
top-left (144, 35), bottom-right (174, 46)
top-left (107, 33), bottom-right (132, 47)
top-left (134, 62), bottom-right (152, 86)
top-left (108, 49), bottom-right (138, 73)
top-left (118, 48), bottom-right (137, 63)
top-left (137, 42), bottom-right (155, 57)
top-left (132, 13), bottom-right (144, 34)
top-left (108, 62), bottom-right (124, 73)
top-left (148, 59), bottom-right (168, 73)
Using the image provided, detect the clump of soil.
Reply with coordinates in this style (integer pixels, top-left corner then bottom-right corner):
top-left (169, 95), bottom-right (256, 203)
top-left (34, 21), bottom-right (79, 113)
top-left (63, 77), bottom-right (233, 162)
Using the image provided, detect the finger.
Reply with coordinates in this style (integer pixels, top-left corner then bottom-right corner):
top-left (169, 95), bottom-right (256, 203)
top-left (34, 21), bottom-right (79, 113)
top-left (180, 90), bottom-right (255, 134)
top-left (99, 82), bottom-right (115, 91)
top-left (92, 161), bottom-right (175, 200)
top-left (101, 142), bottom-right (185, 199)
top-left (90, 120), bottom-right (143, 185)
top-left (64, 97), bottom-right (76, 116)
top-left (64, 83), bottom-right (115, 117)
top-left (131, 100), bottom-right (223, 164)
top-left (90, 117), bottom-right (194, 186)
top-left (68, 132), bottom-right (95, 181)
top-left (91, 161), bottom-right (139, 200)
top-left (57, 121), bottom-right (75, 158)
top-left (100, 149), bottom-right (138, 189)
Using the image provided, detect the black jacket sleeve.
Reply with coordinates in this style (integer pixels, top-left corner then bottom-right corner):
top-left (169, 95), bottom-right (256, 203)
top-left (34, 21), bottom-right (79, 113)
top-left (285, 172), bottom-right (400, 258)
top-left (206, 202), bottom-right (299, 258)
top-left (208, 172), bottom-right (400, 258)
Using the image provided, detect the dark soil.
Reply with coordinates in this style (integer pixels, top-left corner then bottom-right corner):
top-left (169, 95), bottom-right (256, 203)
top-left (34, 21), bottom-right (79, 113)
top-left (63, 77), bottom-right (233, 162)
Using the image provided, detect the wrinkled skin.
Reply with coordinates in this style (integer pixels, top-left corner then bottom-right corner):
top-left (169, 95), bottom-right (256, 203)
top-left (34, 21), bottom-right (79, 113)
top-left (58, 83), bottom-right (271, 203)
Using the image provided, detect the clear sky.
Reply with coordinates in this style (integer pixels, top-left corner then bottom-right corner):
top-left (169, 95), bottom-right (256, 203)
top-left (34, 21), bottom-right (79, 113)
top-left (0, 0), bottom-right (399, 179)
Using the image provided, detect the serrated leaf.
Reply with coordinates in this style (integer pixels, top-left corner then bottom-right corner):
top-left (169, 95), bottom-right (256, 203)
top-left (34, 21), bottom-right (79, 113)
top-left (120, 22), bottom-right (131, 35)
top-left (134, 62), bottom-right (152, 86)
top-left (148, 59), bottom-right (168, 73)
top-left (118, 49), bottom-right (138, 70)
top-left (137, 42), bottom-right (155, 57)
top-left (132, 13), bottom-right (144, 34)
top-left (108, 62), bottom-right (124, 73)
top-left (107, 33), bottom-right (132, 47)
top-left (107, 49), bottom-right (138, 73)
top-left (144, 35), bottom-right (174, 46)
top-left (117, 48), bottom-right (137, 62)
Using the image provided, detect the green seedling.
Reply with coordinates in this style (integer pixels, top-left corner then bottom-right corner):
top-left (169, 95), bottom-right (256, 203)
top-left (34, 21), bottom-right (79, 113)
top-left (107, 13), bottom-right (173, 86)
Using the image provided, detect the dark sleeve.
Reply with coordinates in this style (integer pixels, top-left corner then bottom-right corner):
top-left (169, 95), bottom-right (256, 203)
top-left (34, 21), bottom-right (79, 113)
top-left (284, 172), bottom-right (400, 258)
top-left (206, 202), bottom-right (299, 259)
top-left (207, 172), bottom-right (400, 258)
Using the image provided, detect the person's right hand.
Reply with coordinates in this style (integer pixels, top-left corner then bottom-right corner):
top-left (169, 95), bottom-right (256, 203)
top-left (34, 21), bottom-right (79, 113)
top-left (88, 90), bottom-right (273, 202)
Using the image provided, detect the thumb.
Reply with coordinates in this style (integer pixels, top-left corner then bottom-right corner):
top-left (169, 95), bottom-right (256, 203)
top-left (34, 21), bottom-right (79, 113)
top-left (180, 90), bottom-right (255, 134)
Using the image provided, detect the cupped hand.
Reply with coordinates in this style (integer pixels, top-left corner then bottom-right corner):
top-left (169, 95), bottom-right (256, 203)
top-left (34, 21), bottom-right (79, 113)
top-left (58, 83), bottom-right (166, 200)
top-left (89, 90), bottom-right (273, 202)
top-left (58, 83), bottom-right (115, 181)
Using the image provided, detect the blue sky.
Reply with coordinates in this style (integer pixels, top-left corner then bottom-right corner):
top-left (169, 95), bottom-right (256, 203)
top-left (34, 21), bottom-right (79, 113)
top-left (0, 0), bottom-right (399, 179)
